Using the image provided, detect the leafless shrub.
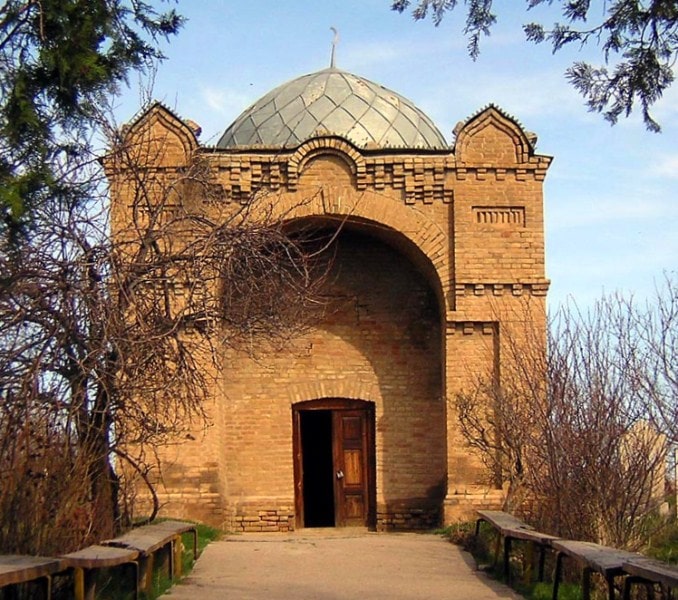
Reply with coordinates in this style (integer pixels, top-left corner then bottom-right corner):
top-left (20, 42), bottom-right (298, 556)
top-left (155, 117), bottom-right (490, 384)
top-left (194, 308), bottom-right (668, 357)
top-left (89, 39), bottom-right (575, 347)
top-left (456, 279), bottom-right (676, 549)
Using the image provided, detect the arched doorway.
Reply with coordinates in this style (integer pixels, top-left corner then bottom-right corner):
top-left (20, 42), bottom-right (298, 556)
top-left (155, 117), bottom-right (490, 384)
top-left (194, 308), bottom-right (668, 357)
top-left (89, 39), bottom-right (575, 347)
top-left (283, 225), bottom-right (445, 531)
top-left (292, 399), bottom-right (376, 529)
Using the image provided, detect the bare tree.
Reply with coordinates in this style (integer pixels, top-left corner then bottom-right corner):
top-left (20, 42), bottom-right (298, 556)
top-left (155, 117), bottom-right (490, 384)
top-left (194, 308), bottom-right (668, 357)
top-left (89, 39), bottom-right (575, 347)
top-left (456, 281), bottom-right (676, 549)
top-left (633, 274), bottom-right (678, 442)
top-left (0, 106), bottom-right (328, 554)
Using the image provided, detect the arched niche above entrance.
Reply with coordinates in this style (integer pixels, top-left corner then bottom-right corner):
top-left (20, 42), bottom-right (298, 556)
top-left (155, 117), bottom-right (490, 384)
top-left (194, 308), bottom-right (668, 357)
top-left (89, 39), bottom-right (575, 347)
top-left (288, 136), bottom-right (366, 190)
top-left (283, 215), bottom-right (446, 317)
top-left (299, 154), bottom-right (355, 188)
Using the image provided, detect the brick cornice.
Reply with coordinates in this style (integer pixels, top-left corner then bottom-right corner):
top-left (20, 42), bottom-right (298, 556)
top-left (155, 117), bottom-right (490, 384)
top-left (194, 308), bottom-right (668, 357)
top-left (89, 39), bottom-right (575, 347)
top-left (455, 281), bottom-right (550, 297)
top-left (445, 321), bottom-right (497, 335)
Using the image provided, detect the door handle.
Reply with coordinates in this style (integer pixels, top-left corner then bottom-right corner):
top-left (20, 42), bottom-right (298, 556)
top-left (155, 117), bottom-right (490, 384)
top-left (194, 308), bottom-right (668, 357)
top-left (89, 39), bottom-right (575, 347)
top-left (336, 470), bottom-right (344, 479)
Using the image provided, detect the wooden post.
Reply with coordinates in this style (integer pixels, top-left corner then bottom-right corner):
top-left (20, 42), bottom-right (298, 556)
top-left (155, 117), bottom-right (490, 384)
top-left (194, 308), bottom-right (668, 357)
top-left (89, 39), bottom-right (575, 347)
top-left (73, 567), bottom-right (97, 600)
top-left (524, 541), bottom-right (534, 585)
top-left (504, 536), bottom-right (512, 583)
top-left (538, 545), bottom-right (547, 582)
top-left (172, 535), bottom-right (183, 578)
top-left (581, 567), bottom-right (591, 600)
top-left (603, 573), bottom-right (616, 600)
top-left (493, 531), bottom-right (502, 568)
top-left (138, 554), bottom-right (154, 595)
top-left (552, 552), bottom-right (564, 600)
top-left (73, 567), bottom-right (85, 600)
top-left (155, 544), bottom-right (170, 582)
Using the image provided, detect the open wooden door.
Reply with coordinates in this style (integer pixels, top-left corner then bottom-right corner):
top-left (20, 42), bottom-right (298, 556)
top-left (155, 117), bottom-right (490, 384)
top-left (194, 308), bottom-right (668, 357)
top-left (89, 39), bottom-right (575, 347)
top-left (293, 399), bottom-right (375, 529)
top-left (333, 410), bottom-right (369, 526)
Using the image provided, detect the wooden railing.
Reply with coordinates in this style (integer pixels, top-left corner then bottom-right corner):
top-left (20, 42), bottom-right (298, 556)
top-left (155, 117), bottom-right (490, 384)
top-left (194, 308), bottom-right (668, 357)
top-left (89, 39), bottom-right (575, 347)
top-left (0, 520), bottom-right (199, 599)
top-left (476, 510), bottom-right (678, 600)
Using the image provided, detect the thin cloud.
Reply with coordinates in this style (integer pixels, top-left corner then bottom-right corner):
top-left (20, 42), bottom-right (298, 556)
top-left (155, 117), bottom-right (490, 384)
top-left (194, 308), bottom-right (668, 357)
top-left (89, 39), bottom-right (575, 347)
top-left (201, 86), bottom-right (252, 117)
top-left (343, 41), bottom-right (403, 67)
top-left (343, 36), bottom-right (466, 70)
top-left (422, 68), bottom-right (587, 130)
top-left (551, 234), bottom-right (677, 284)
top-left (650, 154), bottom-right (678, 178)
top-left (190, 87), bottom-right (256, 142)
top-left (547, 229), bottom-right (678, 308)
top-left (547, 194), bottom-right (677, 230)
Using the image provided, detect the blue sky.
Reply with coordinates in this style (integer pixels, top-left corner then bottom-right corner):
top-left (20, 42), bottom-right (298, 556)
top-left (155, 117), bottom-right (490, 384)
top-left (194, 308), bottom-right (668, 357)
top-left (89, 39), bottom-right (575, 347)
top-left (117, 1), bottom-right (677, 310)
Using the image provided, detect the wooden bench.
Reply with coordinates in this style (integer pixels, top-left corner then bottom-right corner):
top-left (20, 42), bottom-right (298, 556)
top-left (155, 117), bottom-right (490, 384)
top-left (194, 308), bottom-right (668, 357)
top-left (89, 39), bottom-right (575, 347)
top-left (551, 539), bottom-right (642, 600)
top-left (475, 510), bottom-right (559, 584)
top-left (103, 520), bottom-right (199, 594)
top-left (0, 555), bottom-right (65, 599)
top-left (60, 545), bottom-right (139, 600)
top-left (622, 557), bottom-right (678, 599)
top-left (139, 520), bottom-right (199, 573)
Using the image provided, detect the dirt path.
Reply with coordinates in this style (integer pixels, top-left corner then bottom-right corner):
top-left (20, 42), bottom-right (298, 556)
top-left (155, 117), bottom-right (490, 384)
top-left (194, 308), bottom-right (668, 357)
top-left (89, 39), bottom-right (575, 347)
top-left (163, 530), bottom-right (523, 599)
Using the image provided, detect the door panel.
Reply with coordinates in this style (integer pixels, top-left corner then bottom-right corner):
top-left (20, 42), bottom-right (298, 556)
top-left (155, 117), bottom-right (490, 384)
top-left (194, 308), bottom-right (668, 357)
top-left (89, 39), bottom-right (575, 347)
top-left (343, 449), bottom-right (362, 485)
top-left (342, 415), bottom-right (363, 440)
top-left (344, 495), bottom-right (364, 521)
top-left (334, 410), bottom-right (368, 526)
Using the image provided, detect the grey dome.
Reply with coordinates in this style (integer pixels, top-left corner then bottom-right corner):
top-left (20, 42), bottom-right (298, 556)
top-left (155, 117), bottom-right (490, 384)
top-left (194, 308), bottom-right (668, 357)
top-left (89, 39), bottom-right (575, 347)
top-left (217, 68), bottom-right (447, 149)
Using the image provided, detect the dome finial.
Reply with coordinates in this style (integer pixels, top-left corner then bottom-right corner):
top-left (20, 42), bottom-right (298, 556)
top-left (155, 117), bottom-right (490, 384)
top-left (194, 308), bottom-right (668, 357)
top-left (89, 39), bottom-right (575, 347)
top-left (330, 27), bottom-right (339, 68)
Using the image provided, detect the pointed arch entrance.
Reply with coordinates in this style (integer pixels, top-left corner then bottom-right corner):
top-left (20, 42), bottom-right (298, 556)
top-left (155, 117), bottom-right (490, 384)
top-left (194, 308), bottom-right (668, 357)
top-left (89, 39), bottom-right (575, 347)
top-left (292, 399), bottom-right (376, 529)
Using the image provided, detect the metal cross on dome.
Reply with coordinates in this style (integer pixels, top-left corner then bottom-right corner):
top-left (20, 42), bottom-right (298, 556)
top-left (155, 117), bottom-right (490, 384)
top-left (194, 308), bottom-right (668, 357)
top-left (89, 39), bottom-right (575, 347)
top-left (330, 27), bottom-right (339, 68)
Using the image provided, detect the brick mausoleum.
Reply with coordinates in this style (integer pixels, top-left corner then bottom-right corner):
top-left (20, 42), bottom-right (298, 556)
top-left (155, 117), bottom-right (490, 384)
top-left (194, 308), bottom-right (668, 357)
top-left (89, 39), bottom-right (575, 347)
top-left (109, 65), bottom-right (552, 532)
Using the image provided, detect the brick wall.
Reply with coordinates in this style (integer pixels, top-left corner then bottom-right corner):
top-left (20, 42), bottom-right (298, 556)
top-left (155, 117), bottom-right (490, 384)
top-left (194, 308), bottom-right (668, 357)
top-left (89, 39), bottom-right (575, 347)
top-left (219, 232), bottom-right (446, 531)
top-left (109, 102), bottom-right (552, 531)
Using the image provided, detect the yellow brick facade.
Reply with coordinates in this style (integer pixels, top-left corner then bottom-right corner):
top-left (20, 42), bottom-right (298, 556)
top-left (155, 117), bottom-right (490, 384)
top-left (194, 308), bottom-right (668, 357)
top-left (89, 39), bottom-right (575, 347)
top-left (109, 99), bottom-right (552, 532)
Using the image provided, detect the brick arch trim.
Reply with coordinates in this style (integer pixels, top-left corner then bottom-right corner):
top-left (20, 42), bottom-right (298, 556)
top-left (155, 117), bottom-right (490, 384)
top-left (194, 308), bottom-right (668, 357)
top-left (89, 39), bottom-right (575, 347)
top-left (286, 381), bottom-right (383, 406)
top-left (123, 102), bottom-right (199, 165)
top-left (293, 398), bottom-right (375, 411)
top-left (455, 105), bottom-right (533, 165)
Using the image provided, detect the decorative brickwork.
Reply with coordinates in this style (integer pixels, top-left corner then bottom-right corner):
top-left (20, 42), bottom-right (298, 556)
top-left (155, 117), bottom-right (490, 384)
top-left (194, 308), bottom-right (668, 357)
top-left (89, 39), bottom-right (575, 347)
top-left (377, 502), bottom-right (441, 531)
top-left (210, 140), bottom-right (457, 205)
top-left (473, 206), bottom-right (525, 226)
top-left (233, 504), bottom-right (296, 533)
top-left (109, 88), bottom-right (552, 533)
top-left (455, 282), bottom-right (550, 297)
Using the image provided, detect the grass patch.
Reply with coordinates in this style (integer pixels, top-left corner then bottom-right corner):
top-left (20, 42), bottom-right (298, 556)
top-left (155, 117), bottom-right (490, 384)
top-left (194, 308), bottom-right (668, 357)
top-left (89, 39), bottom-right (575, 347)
top-left (143, 521), bottom-right (222, 599)
top-left (182, 521), bottom-right (223, 567)
top-left (646, 519), bottom-right (678, 565)
top-left (431, 524), bottom-right (454, 536)
top-left (529, 581), bottom-right (581, 600)
top-left (459, 520), bottom-right (496, 567)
